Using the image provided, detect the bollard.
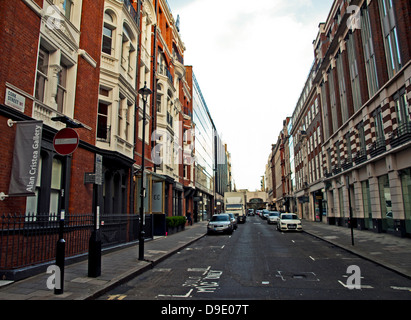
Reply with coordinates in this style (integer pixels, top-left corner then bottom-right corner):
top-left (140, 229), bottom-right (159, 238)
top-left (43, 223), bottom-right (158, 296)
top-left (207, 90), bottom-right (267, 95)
top-left (54, 210), bottom-right (65, 295)
top-left (88, 206), bottom-right (101, 277)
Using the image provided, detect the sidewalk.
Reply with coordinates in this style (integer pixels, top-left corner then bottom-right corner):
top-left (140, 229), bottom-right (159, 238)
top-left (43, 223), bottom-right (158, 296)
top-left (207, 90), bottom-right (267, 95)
top-left (0, 221), bottom-right (208, 300)
top-left (302, 220), bottom-right (411, 279)
top-left (0, 219), bottom-right (410, 300)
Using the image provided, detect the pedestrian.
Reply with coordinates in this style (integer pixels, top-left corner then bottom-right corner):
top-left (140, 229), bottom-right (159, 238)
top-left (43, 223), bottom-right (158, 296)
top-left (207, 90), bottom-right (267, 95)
top-left (187, 212), bottom-right (193, 226)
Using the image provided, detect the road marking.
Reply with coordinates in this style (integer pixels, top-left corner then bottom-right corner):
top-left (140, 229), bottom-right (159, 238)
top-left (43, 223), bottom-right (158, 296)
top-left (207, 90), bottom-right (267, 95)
top-left (309, 256), bottom-right (315, 261)
top-left (391, 286), bottom-right (411, 292)
top-left (291, 240), bottom-right (295, 243)
top-left (158, 289), bottom-right (193, 298)
top-left (108, 294), bottom-right (127, 300)
top-left (262, 281), bottom-right (270, 285)
top-left (221, 245), bottom-right (225, 249)
top-left (338, 280), bottom-right (373, 289)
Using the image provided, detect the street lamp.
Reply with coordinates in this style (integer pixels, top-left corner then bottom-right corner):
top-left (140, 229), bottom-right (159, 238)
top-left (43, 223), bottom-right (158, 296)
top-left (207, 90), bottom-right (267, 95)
top-left (138, 82), bottom-right (152, 261)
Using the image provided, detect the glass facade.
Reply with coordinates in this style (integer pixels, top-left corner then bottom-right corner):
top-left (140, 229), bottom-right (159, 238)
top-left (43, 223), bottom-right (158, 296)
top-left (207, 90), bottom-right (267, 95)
top-left (192, 74), bottom-right (214, 195)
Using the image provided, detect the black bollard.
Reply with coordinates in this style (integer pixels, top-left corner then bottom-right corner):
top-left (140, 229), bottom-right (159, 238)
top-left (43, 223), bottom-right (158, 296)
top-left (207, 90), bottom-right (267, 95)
top-left (88, 206), bottom-right (101, 277)
top-left (88, 230), bottom-right (101, 277)
top-left (54, 211), bottom-right (65, 295)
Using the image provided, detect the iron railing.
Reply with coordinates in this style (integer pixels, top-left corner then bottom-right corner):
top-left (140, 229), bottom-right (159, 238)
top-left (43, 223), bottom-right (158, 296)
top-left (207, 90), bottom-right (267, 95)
top-left (0, 212), bottom-right (147, 271)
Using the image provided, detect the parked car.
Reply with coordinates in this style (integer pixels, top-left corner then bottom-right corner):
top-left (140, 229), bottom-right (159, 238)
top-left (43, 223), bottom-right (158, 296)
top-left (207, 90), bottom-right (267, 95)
top-left (248, 209), bottom-right (255, 216)
top-left (207, 214), bottom-right (234, 235)
top-left (267, 211), bottom-right (280, 224)
top-left (277, 213), bottom-right (303, 232)
top-left (262, 209), bottom-right (270, 220)
top-left (227, 212), bottom-right (238, 230)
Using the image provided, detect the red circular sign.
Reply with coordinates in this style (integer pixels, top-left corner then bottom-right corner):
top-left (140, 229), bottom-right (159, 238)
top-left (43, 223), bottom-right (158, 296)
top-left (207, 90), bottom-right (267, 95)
top-left (53, 128), bottom-right (79, 155)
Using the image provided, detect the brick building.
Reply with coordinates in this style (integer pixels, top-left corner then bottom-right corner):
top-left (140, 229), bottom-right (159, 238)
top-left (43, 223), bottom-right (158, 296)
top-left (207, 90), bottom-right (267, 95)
top-left (0, 0), bottom-right (105, 276)
top-left (269, 0), bottom-right (411, 237)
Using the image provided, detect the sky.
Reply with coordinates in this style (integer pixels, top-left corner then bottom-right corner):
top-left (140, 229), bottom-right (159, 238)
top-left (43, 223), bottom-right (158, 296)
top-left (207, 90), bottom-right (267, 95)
top-left (167, 0), bottom-right (334, 191)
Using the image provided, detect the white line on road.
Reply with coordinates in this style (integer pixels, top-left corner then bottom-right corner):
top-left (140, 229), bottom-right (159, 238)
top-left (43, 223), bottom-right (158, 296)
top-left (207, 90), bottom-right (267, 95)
top-left (391, 286), bottom-right (411, 292)
top-left (309, 256), bottom-right (315, 261)
top-left (158, 289), bottom-right (193, 298)
top-left (338, 280), bottom-right (373, 289)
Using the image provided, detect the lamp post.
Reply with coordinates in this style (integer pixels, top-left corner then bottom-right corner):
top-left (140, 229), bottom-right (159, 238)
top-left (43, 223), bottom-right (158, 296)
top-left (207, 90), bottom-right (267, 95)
top-left (138, 82), bottom-right (152, 261)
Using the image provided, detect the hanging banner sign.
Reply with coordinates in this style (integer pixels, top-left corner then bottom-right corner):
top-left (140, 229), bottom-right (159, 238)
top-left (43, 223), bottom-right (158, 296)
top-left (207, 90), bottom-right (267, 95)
top-left (8, 121), bottom-right (43, 197)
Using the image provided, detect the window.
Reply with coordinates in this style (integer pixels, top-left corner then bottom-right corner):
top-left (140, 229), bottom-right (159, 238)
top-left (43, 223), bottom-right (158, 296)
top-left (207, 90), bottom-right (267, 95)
top-left (346, 34), bottom-right (362, 112)
top-left (400, 169), bottom-right (411, 234)
top-left (321, 82), bottom-right (330, 139)
top-left (345, 132), bottom-right (352, 163)
top-left (361, 5), bottom-right (379, 97)
top-left (63, 0), bottom-right (73, 21)
top-left (121, 26), bottom-right (136, 74)
top-left (373, 108), bottom-right (385, 146)
top-left (336, 52), bottom-right (349, 122)
top-left (339, 188), bottom-right (345, 218)
top-left (328, 68), bottom-right (339, 133)
top-left (378, 0), bottom-right (402, 78)
top-left (102, 12), bottom-right (115, 55)
top-left (35, 47), bottom-right (49, 103)
top-left (336, 142), bottom-right (341, 169)
top-left (97, 102), bottom-right (110, 141)
top-left (357, 122), bottom-right (367, 158)
top-left (378, 174), bottom-right (393, 231)
top-left (103, 26), bottom-right (113, 55)
top-left (361, 181), bottom-right (373, 229)
top-left (394, 88), bottom-right (410, 127)
top-left (50, 158), bottom-right (62, 215)
top-left (56, 63), bottom-right (67, 113)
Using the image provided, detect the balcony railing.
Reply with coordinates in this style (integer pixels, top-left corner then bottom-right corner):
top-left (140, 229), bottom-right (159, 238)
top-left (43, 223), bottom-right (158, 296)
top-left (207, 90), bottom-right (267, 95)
top-left (390, 122), bottom-right (411, 148)
top-left (122, 0), bottom-right (138, 25)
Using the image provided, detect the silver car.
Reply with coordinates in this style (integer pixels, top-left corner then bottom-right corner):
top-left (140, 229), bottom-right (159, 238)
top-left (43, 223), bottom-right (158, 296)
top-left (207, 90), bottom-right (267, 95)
top-left (207, 214), bottom-right (234, 235)
top-left (227, 212), bottom-right (238, 230)
top-left (267, 211), bottom-right (280, 224)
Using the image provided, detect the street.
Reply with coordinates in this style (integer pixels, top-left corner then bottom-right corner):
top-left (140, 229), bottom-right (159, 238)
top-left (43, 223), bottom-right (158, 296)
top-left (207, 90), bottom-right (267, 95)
top-left (97, 216), bottom-right (411, 300)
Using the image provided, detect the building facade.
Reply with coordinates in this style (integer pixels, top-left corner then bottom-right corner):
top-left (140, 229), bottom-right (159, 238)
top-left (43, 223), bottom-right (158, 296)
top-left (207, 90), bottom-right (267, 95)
top-left (0, 0), bottom-right (232, 278)
top-left (266, 0), bottom-right (411, 237)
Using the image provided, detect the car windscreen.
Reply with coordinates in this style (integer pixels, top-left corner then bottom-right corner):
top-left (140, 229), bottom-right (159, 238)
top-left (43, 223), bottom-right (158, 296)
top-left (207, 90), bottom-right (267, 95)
top-left (211, 215), bottom-right (229, 222)
top-left (281, 214), bottom-right (298, 220)
top-left (269, 212), bottom-right (279, 216)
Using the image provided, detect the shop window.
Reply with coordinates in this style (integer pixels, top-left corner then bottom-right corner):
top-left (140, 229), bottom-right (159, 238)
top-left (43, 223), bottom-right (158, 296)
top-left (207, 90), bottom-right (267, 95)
top-left (400, 169), bottom-right (411, 234)
top-left (378, 174), bottom-right (393, 231)
top-left (362, 181), bottom-right (373, 229)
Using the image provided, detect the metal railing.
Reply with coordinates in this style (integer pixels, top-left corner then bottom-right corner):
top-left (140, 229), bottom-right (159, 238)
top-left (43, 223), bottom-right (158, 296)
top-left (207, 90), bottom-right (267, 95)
top-left (0, 212), bottom-right (145, 270)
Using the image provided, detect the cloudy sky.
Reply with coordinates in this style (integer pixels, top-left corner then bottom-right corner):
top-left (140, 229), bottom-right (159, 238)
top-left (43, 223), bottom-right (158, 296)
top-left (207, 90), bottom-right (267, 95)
top-left (167, 0), bottom-right (334, 191)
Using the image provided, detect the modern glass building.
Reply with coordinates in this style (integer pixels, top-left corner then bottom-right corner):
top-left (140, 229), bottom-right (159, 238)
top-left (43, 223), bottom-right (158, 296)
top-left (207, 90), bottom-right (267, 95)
top-left (191, 73), bottom-right (215, 220)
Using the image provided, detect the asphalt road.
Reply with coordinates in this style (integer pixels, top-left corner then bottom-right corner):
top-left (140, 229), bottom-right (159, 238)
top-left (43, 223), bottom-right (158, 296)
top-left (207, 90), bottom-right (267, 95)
top-left (97, 216), bottom-right (411, 301)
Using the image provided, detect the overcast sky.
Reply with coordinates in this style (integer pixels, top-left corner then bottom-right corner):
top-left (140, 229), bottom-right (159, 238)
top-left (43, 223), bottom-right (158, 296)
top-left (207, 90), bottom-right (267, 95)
top-left (167, 0), bottom-right (334, 191)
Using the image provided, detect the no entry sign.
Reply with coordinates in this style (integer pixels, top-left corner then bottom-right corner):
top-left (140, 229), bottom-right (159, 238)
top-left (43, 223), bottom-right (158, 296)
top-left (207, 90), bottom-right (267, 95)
top-left (53, 128), bottom-right (79, 156)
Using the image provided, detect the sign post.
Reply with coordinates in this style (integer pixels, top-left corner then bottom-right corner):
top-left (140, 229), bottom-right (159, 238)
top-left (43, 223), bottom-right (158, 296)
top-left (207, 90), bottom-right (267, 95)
top-left (52, 128), bottom-right (79, 294)
top-left (88, 154), bottom-right (102, 278)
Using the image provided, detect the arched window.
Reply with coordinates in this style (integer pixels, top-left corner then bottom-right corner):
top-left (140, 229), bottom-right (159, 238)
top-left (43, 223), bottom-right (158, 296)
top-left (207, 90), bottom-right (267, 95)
top-left (102, 11), bottom-right (116, 55)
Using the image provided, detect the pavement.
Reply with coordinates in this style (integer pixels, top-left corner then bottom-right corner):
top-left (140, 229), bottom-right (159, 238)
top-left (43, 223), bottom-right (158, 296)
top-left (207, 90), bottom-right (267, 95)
top-left (0, 218), bottom-right (410, 300)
